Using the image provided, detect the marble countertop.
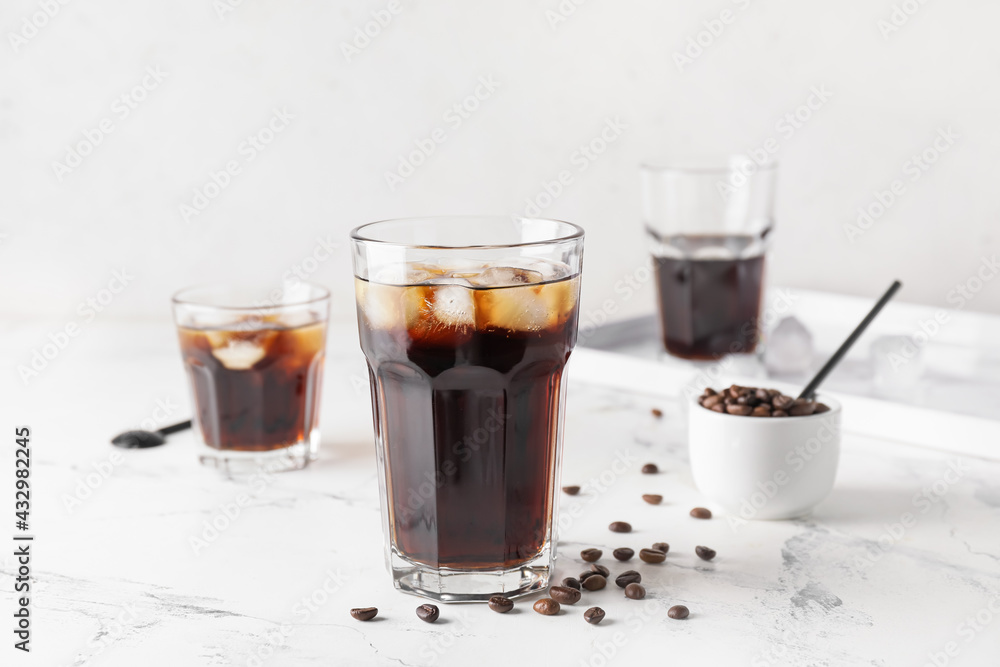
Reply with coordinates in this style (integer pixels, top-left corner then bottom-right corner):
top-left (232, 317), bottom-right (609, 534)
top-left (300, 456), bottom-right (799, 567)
top-left (3, 320), bottom-right (999, 666)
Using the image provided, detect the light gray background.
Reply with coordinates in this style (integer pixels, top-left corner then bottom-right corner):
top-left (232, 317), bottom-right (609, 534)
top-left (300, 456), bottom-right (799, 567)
top-left (3, 0), bottom-right (998, 328)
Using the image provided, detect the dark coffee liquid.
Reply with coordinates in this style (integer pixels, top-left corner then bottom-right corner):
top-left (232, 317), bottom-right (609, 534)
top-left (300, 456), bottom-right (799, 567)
top-left (357, 275), bottom-right (578, 570)
top-left (178, 322), bottom-right (325, 451)
top-left (652, 234), bottom-right (765, 360)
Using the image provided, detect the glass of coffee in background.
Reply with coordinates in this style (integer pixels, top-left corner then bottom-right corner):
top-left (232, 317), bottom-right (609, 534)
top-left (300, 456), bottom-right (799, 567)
top-left (641, 160), bottom-right (777, 360)
top-left (172, 283), bottom-right (330, 474)
top-left (351, 217), bottom-right (584, 602)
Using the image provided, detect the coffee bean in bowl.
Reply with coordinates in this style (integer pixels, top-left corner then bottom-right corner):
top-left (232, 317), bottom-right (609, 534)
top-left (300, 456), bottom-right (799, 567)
top-left (699, 385), bottom-right (829, 418)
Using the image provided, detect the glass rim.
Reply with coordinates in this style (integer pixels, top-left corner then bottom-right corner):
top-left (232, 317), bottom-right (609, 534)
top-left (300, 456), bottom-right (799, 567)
top-left (171, 282), bottom-right (331, 311)
top-left (350, 215), bottom-right (585, 250)
top-left (640, 158), bottom-right (779, 175)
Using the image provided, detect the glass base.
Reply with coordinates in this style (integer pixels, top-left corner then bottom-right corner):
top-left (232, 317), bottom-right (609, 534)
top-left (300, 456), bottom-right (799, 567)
top-left (197, 429), bottom-right (320, 476)
top-left (388, 547), bottom-right (552, 603)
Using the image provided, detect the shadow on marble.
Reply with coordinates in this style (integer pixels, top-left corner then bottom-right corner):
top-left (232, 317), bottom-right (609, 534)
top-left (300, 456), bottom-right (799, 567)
top-left (807, 485), bottom-right (917, 523)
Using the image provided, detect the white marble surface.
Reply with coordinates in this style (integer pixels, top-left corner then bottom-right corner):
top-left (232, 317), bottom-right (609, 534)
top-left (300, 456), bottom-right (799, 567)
top-left (3, 319), bottom-right (1000, 666)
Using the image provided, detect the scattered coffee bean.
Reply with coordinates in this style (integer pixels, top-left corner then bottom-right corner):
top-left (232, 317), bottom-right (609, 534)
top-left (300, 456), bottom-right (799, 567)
top-left (615, 570), bottom-right (641, 588)
top-left (639, 548), bottom-right (666, 564)
top-left (488, 596), bottom-right (514, 613)
top-left (582, 574), bottom-right (607, 591)
top-left (609, 521), bottom-right (632, 533)
top-left (350, 607), bottom-right (378, 621)
top-left (562, 485), bottom-right (581, 495)
top-left (624, 583), bottom-right (646, 600)
top-left (690, 507), bottom-right (712, 520)
top-left (667, 605), bottom-right (690, 619)
top-left (533, 598), bottom-right (560, 616)
top-left (549, 586), bottom-right (582, 605)
top-left (651, 542), bottom-right (670, 554)
top-left (612, 547), bottom-right (634, 562)
top-left (579, 570), bottom-right (598, 582)
top-left (651, 408), bottom-right (664, 418)
top-left (642, 494), bottom-right (663, 505)
top-left (581, 548), bottom-right (603, 562)
top-left (584, 607), bottom-right (606, 625)
top-left (590, 563), bottom-right (610, 577)
top-left (416, 604), bottom-right (439, 623)
top-left (695, 545), bottom-right (717, 561)
top-left (562, 576), bottom-right (581, 590)
top-left (726, 404), bottom-right (753, 416)
top-left (641, 463), bottom-right (659, 474)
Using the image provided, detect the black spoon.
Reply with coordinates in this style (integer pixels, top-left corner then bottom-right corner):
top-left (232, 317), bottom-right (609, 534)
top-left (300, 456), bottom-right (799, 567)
top-left (111, 420), bottom-right (192, 449)
top-left (798, 280), bottom-right (902, 400)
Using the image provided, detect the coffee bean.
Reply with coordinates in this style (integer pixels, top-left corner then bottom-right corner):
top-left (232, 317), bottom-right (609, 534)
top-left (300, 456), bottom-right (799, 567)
top-left (533, 598), bottom-right (560, 615)
top-left (695, 545), bottom-right (716, 561)
top-left (562, 485), bottom-right (581, 495)
top-left (651, 408), bottom-right (664, 418)
top-left (772, 409), bottom-right (788, 417)
top-left (641, 463), bottom-right (659, 474)
top-left (612, 547), bottom-right (634, 562)
top-left (580, 548), bottom-right (603, 562)
top-left (642, 494), bottom-right (663, 505)
top-left (350, 607), bottom-right (378, 621)
top-left (584, 607), bottom-right (606, 625)
top-left (702, 387), bottom-right (717, 397)
top-left (624, 583), bottom-right (646, 600)
top-left (726, 404), bottom-right (753, 416)
top-left (549, 586), bottom-right (581, 605)
top-left (755, 388), bottom-right (770, 402)
top-left (615, 570), bottom-right (641, 588)
top-left (639, 548), bottom-right (666, 564)
top-left (667, 604), bottom-right (690, 619)
top-left (562, 576), bottom-right (581, 590)
top-left (710, 403), bottom-right (725, 413)
top-left (488, 596), bottom-right (514, 613)
top-left (416, 604), bottom-right (439, 623)
top-left (582, 574), bottom-right (607, 591)
top-left (651, 542), bottom-right (670, 554)
top-left (609, 521), bottom-right (632, 533)
top-left (579, 570), bottom-right (598, 582)
top-left (751, 405), bottom-right (771, 417)
top-left (814, 402), bottom-right (831, 414)
top-left (690, 507), bottom-right (712, 519)
top-left (735, 395), bottom-right (747, 405)
top-left (772, 395), bottom-right (793, 410)
top-left (590, 563), bottom-right (610, 577)
top-left (702, 394), bottom-right (723, 409)
top-left (789, 400), bottom-right (816, 416)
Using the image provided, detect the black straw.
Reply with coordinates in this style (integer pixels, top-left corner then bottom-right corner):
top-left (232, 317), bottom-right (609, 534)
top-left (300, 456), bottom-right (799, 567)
top-left (798, 280), bottom-right (902, 400)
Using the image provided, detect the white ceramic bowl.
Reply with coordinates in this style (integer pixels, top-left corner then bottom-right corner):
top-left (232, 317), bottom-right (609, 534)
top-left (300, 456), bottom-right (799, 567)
top-left (688, 394), bottom-right (842, 520)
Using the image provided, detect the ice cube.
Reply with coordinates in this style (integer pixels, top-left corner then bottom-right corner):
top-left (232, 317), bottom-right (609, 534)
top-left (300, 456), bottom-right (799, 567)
top-left (425, 278), bottom-right (475, 328)
top-left (764, 316), bottom-right (814, 376)
top-left (205, 329), bottom-right (277, 370)
top-left (356, 279), bottom-right (404, 330)
top-left (467, 266), bottom-right (544, 287)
